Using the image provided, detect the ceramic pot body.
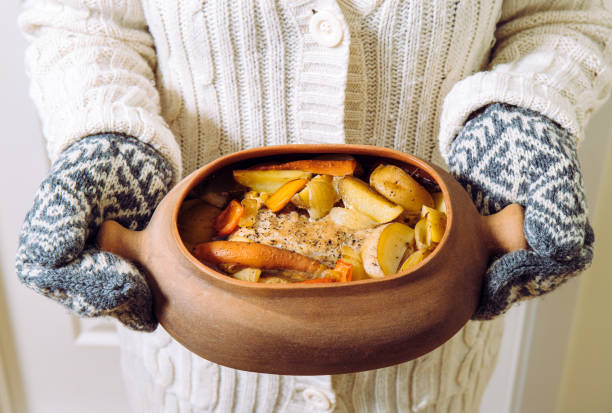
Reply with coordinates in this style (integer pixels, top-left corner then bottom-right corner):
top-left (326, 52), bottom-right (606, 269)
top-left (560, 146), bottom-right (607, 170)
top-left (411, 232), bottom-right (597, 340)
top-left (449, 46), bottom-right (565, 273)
top-left (104, 144), bottom-right (515, 375)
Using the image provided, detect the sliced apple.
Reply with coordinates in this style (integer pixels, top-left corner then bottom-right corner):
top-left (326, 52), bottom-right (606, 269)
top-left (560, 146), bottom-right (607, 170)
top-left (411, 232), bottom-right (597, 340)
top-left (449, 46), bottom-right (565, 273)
top-left (327, 207), bottom-right (377, 230)
top-left (291, 185), bottom-right (310, 209)
top-left (369, 164), bottom-right (434, 215)
top-left (431, 192), bottom-right (446, 213)
top-left (238, 198), bottom-right (259, 228)
top-left (233, 170), bottom-right (312, 194)
top-left (421, 205), bottom-right (447, 244)
top-left (338, 176), bottom-right (404, 224)
top-left (360, 222), bottom-right (415, 277)
top-left (307, 175), bottom-right (338, 219)
top-left (341, 246), bottom-right (368, 280)
top-left (258, 276), bottom-right (289, 284)
top-left (399, 249), bottom-right (430, 272)
top-left (360, 225), bottom-right (387, 278)
top-left (414, 217), bottom-right (429, 250)
top-left (243, 190), bottom-right (269, 207)
top-left (376, 223), bottom-right (415, 275)
top-left (232, 267), bottom-right (262, 282)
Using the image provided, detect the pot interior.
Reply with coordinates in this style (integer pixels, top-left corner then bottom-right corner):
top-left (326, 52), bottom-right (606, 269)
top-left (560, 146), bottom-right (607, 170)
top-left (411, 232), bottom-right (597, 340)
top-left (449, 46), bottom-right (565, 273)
top-left (171, 145), bottom-right (451, 288)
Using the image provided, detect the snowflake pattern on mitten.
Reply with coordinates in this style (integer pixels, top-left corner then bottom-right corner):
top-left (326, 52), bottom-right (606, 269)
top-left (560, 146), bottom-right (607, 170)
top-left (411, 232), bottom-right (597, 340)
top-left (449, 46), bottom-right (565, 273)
top-left (15, 134), bottom-right (174, 331)
top-left (447, 103), bottom-right (594, 319)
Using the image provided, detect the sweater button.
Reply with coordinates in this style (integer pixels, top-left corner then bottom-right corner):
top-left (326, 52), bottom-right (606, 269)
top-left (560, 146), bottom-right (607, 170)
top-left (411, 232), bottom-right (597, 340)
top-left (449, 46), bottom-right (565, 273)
top-left (309, 10), bottom-right (343, 48)
top-left (302, 386), bottom-right (333, 411)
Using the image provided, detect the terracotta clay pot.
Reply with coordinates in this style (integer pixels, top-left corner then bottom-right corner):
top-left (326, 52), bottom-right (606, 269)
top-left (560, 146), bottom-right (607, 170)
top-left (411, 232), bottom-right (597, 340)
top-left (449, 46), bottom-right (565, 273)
top-left (97, 144), bottom-right (526, 375)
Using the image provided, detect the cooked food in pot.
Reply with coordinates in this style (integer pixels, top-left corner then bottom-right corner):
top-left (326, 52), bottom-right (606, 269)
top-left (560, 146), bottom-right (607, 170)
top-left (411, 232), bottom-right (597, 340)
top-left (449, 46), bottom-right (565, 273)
top-left (180, 155), bottom-right (447, 284)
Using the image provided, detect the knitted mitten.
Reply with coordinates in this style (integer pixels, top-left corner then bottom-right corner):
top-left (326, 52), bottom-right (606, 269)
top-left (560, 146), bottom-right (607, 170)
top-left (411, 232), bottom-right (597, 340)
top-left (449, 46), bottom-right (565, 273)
top-left (447, 103), bottom-right (594, 319)
top-left (15, 134), bottom-right (174, 331)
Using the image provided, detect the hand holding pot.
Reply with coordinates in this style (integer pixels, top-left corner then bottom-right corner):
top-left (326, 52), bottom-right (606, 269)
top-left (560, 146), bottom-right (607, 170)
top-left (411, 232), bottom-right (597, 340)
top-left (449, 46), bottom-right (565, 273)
top-left (446, 103), bottom-right (594, 319)
top-left (15, 134), bottom-right (174, 331)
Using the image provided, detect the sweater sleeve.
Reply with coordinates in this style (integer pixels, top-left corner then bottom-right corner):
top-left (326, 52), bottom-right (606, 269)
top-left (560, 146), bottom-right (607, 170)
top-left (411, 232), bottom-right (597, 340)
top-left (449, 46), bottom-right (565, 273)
top-left (19, 0), bottom-right (182, 180)
top-left (439, 0), bottom-right (612, 159)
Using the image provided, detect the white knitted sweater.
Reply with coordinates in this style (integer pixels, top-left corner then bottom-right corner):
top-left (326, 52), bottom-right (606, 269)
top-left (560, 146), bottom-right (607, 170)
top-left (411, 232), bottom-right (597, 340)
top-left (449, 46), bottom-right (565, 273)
top-left (19, 0), bottom-right (612, 412)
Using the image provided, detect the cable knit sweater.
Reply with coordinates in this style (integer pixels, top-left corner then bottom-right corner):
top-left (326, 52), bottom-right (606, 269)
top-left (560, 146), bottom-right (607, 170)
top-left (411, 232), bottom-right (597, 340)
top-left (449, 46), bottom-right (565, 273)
top-left (19, 0), bottom-right (612, 412)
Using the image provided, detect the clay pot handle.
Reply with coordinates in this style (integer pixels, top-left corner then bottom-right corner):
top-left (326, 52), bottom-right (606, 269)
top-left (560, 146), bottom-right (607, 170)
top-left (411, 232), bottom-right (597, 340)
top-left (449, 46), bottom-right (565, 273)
top-left (95, 206), bottom-right (527, 268)
top-left (480, 204), bottom-right (528, 255)
top-left (96, 220), bottom-right (145, 265)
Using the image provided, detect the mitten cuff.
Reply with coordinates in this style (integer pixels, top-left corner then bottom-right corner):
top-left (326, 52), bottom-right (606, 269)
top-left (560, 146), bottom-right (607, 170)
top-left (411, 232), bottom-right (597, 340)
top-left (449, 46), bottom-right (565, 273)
top-left (473, 231), bottom-right (594, 320)
top-left (17, 248), bottom-right (158, 331)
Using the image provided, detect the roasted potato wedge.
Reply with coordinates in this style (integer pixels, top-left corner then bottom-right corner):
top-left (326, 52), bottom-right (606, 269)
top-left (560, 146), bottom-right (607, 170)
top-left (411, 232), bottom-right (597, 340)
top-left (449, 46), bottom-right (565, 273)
top-left (338, 176), bottom-right (404, 224)
top-left (233, 170), bottom-right (312, 194)
top-left (369, 164), bottom-right (434, 215)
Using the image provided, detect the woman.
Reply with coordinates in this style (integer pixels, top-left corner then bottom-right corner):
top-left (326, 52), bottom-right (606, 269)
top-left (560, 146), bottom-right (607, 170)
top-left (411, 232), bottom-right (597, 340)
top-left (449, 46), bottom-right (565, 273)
top-left (16, 0), bottom-right (611, 411)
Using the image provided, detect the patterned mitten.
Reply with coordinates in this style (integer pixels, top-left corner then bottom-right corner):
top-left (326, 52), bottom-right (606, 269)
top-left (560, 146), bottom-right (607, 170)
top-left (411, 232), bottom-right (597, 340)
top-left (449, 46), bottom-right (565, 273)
top-left (447, 103), bottom-right (594, 319)
top-left (15, 134), bottom-right (174, 331)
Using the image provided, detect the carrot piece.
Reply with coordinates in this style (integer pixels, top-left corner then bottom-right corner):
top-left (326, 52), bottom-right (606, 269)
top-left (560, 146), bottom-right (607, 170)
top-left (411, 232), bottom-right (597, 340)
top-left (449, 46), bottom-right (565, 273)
top-left (334, 259), bottom-right (353, 282)
top-left (214, 200), bottom-right (245, 236)
top-left (251, 158), bottom-right (357, 176)
top-left (193, 241), bottom-right (330, 276)
top-left (264, 178), bottom-right (309, 212)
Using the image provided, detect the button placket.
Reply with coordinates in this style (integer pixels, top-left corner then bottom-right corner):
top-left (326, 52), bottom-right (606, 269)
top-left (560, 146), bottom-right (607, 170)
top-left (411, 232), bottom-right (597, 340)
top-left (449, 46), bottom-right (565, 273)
top-left (286, 0), bottom-right (350, 145)
top-left (309, 10), bottom-right (344, 47)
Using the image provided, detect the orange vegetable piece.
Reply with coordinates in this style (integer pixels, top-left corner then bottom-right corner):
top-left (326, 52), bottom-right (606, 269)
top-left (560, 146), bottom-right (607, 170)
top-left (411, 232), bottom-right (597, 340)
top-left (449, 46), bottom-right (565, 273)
top-left (193, 241), bottom-right (330, 276)
top-left (251, 158), bottom-right (357, 176)
top-left (214, 200), bottom-right (245, 236)
top-left (333, 259), bottom-right (353, 282)
top-left (264, 178), bottom-right (308, 212)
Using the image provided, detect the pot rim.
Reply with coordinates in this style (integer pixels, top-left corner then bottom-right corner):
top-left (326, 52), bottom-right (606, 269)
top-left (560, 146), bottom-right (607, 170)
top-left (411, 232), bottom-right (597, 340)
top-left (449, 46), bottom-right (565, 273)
top-left (171, 144), bottom-right (453, 290)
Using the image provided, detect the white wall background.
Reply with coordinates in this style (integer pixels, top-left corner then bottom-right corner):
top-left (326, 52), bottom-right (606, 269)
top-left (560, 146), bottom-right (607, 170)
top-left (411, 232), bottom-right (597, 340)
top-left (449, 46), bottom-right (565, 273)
top-left (1, 1), bottom-right (611, 412)
top-left (0, 2), bottom-right (130, 412)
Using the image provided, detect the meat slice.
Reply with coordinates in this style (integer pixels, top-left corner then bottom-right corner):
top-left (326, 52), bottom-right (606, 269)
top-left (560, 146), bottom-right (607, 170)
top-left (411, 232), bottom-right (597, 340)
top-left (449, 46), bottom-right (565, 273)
top-left (230, 209), bottom-right (372, 267)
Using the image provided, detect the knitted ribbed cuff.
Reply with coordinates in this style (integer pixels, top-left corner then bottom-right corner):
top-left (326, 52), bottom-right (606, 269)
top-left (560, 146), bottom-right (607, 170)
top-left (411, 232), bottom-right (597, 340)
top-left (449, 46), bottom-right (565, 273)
top-left (473, 225), bottom-right (593, 320)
